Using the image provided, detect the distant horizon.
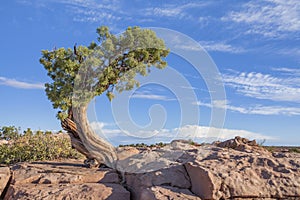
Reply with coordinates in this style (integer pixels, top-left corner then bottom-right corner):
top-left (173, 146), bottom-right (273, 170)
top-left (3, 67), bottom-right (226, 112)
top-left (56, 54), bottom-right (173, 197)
top-left (1, 125), bottom-right (299, 147)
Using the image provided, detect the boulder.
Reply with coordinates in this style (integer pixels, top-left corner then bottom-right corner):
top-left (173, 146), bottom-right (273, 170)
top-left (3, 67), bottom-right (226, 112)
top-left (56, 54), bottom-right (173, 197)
top-left (0, 167), bottom-right (11, 197)
top-left (10, 162), bottom-right (120, 185)
top-left (0, 140), bottom-right (9, 145)
top-left (4, 160), bottom-right (129, 200)
top-left (5, 183), bottom-right (129, 200)
top-left (116, 146), bottom-right (140, 160)
top-left (216, 136), bottom-right (260, 152)
top-left (185, 138), bottom-right (300, 199)
top-left (140, 186), bottom-right (201, 200)
top-left (170, 140), bottom-right (198, 150)
top-left (125, 165), bottom-right (191, 200)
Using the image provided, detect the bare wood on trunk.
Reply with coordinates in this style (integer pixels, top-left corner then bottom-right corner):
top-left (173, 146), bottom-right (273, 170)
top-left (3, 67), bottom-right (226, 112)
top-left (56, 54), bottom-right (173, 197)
top-left (61, 105), bottom-right (118, 169)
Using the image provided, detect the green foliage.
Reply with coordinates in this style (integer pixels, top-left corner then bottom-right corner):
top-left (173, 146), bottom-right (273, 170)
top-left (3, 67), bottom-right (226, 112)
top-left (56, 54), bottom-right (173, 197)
top-left (119, 142), bottom-right (167, 148)
top-left (188, 139), bottom-right (195, 145)
top-left (40, 26), bottom-right (169, 120)
top-left (263, 146), bottom-right (300, 153)
top-left (0, 130), bottom-right (83, 165)
top-left (289, 148), bottom-right (300, 153)
top-left (23, 128), bottom-right (33, 137)
top-left (0, 126), bottom-right (20, 141)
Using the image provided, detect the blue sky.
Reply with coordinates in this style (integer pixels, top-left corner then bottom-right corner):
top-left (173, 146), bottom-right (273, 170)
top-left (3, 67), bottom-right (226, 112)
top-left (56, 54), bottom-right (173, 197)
top-left (1, 0), bottom-right (299, 146)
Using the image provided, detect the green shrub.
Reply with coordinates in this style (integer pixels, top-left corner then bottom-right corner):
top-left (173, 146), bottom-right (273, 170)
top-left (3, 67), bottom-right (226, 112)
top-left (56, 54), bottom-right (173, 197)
top-left (289, 148), bottom-right (300, 153)
top-left (0, 130), bottom-right (83, 165)
top-left (0, 126), bottom-right (20, 141)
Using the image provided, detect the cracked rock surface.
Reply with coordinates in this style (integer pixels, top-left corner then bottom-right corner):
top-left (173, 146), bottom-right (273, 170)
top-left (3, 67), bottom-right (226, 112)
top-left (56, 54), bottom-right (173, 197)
top-left (1, 137), bottom-right (299, 200)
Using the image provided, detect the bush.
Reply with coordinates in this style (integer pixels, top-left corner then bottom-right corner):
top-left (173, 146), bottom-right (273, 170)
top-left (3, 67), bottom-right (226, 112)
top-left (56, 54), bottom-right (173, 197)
top-left (0, 126), bottom-right (20, 141)
top-left (0, 129), bottom-right (83, 165)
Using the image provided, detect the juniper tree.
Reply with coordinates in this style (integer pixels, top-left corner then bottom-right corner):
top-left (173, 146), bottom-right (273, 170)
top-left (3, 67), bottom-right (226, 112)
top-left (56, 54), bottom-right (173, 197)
top-left (40, 26), bottom-right (169, 168)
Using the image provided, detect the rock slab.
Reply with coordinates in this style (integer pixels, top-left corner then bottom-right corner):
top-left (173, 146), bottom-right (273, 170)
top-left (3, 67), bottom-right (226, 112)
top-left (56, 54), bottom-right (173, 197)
top-left (0, 167), bottom-right (10, 197)
top-left (3, 160), bottom-right (129, 200)
top-left (1, 137), bottom-right (300, 200)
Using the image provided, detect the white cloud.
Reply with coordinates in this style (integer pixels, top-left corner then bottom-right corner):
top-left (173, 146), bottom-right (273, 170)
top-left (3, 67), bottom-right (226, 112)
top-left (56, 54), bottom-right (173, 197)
top-left (90, 121), bottom-right (122, 135)
top-left (90, 121), bottom-right (106, 130)
top-left (173, 44), bottom-right (202, 51)
top-left (131, 93), bottom-right (176, 101)
top-left (199, 41), bottom-right (245, 53)
top-left (23, 0), bottom-right (209, 24)
top-left (143, 2), bottom-right (209, 19)
top-left (0, 76), bottom-right (45, 89)
top-left (180, 86), bottom-right (198, 90)
top-left (19, 0), bottom-right (122, 23)
top-left (150, 7), bottom-right (183, 18)
top-left (223, 0), bottom-right (300, 37)
top-left (89, 121), bottom-right (273, 143)
top-left (195, 100), bottom-right (300, 116)
top-left (173, 125), bottom-right (274, 140)
top-left (170, 37), bottom-right (244, 54)
top-left (272, 67), bottom-right (300, 76)
top-left (223, 70), bottom-right (300, 103)
top-left (193, 68), bottom-right (300, 116)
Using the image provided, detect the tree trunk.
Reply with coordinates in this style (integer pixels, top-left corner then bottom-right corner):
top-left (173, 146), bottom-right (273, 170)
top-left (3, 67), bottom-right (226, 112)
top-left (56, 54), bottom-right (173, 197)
top-left (62, 105), bottom-right (118, 169)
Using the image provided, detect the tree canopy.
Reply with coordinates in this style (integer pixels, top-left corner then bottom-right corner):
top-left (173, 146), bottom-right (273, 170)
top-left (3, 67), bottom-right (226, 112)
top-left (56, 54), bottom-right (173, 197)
top-left (40, 26), bottom-right (169, 120)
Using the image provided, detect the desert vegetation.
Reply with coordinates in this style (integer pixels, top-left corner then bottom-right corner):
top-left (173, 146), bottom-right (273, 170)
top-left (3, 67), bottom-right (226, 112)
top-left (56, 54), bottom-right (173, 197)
top-left (0, 126), bottom-right (83, 165)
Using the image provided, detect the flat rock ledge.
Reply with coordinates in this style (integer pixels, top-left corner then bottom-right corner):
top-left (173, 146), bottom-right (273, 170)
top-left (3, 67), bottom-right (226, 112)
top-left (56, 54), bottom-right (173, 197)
top-left (1, 137), bottom-right (299, 200)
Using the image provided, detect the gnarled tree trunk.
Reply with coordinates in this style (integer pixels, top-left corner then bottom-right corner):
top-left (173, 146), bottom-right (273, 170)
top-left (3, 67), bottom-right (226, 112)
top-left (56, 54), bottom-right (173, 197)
top-left (62, 105), bottom-right (117, 169)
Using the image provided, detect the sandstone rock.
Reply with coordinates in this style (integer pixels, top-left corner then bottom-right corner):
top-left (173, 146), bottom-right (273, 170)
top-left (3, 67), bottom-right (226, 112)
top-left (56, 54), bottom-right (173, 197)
top-left (4, 160), bottom-right (129, 200)
top-left (125, 165), bottom-right (191, 200)
top-left (4, 183), bottom-right (129, 200)
top-left (1, 137), bottom-right (299, 200)
top-left (116, 148), bottom-right (185, 173)
top-left (184, 139), bottom-right (300, 199)
top-left (140, 186), bottom-right (201, 200)
top-left (0, 140), bottom-right (9, 145)
top-left (216, 136), bottom-right (260, 152)
top-left (0, 167), bottom-right (11, 197)
top-left (10, 161), bottom-right (120, 185)
top-left (185, 162), bottom-right (221, 199)
top-left (170, 140), bottom-right (197, 150)
top-left (116, 146), bottom-right (140, 160)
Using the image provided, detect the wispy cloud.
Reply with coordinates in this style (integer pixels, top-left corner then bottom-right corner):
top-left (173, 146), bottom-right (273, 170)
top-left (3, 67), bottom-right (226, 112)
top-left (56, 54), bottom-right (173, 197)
top-left (90, 121), bottom-right (121, 135)
top-left (143, 2), bottom-right (209, 19)
top-left (199, 41), bottom-right (245, 53)
top-left (180, 86), bottom-right (198, 90)
top-left (21, 0), bottom-right (209, 25)
top-left (0, 76), bottom-right (45, 89)
top-left (131, 93), bottom-right (175, 101)
top-left (195, 100), bottom-right (300, 116)
top-left (19, 0), bottom-right (123, 23)
top-left (223, 70), bottom-right (300, 103)
top-left (222, 0), bottom-right (300, 37)
top-left (169, 36), bottom-right (245, 54)
top-left (272, 67), bottom-right (300, 76)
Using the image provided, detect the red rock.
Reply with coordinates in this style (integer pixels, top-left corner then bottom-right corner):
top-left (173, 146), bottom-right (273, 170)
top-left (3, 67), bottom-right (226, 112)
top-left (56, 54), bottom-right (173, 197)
top-left (140, 186), bottom-right (201, 200)
top-left (10, 161), bottom-right (120, 185)
top-left (125, 165), bottom-right (191, 200)
top-left (4, 183), bottom-right (129, 200)
top-left (0, 167), bottom-right (11, 196)
top-left (4, 160), bottom-right (129, 200)
top-left (1, 137), bottom-right (299, 200)
top-left (185, 138), bottom-right (300, 199)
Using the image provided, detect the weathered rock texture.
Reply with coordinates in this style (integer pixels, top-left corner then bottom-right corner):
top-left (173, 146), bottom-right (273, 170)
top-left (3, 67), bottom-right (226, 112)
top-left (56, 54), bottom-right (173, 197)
top-left (1, 137), bottom-right (299, 200)
top-left (0, 167), bottom-right (10, 198)
top-left (3, 160), bottom-right (129, 200)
